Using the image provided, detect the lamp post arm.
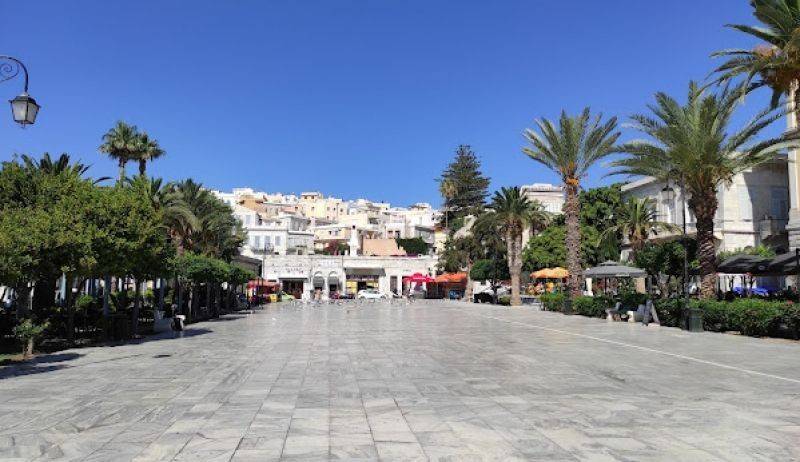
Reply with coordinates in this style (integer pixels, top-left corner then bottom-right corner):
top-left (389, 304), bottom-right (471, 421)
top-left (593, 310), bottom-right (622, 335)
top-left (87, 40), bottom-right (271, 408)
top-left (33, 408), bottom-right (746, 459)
top-left (0, 56), bottom-right (30, 92)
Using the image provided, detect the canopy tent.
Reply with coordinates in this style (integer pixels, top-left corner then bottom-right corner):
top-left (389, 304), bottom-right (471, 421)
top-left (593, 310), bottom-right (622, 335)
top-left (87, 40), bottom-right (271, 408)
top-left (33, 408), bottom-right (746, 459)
top-left (532, 267), bottom-right (569, 279)
top-left (584, 261), bottom-right (646, 278)
top-left (247, 280), bottom-right (280, 289)
top-left (717, 254), bottom-right (772, 274)
top-left (403, 273), bottom-right (435, 283)
top-left (435, 272), bottom-right (467, 283)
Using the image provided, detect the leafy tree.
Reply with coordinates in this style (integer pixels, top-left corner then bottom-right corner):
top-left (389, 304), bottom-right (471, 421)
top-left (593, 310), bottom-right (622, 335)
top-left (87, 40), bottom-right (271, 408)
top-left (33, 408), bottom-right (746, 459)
top-left (633, 240), bottom-right (697, 296)
top-left (522, 224), bottom-right (605, 271)
top-left (437, 145), bottom-right (490, 227)
top-left (477, 187), bottom-right (549, 305)
top-left (612, 82), bottom-right (798, 298)
top-left (396, 238), bottom-right (429, 255)
top-left (470, 258), bottom-right (510, 282)
top-left (579, 184), bottom-right (625, 230)
top-left (717, 244), bottom-right (777, 263)
top-left (523, 109), bottom-right (621, 297)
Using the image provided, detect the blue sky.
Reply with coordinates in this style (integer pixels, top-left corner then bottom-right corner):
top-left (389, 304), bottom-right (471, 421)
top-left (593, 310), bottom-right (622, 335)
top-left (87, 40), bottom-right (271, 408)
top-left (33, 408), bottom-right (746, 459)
top-left (1, 1), bottom-right (769, 206)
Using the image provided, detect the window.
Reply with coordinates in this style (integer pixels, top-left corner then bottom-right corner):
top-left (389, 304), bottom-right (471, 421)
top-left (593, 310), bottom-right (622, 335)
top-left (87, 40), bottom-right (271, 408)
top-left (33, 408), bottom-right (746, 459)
top-left (254, 236), bottom-right (261, 249)
top-left (244, 215), bottom-right (252, 226)
top-left (276, 236), bottom-right (282, 246)
top-left (265, 236), bottom-right (271, 247)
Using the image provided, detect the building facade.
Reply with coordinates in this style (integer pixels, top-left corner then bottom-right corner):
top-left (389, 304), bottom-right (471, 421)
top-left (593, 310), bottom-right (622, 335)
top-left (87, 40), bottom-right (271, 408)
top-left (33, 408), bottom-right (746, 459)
top-left (621, 155), bottom-right (790, 256)
top-left (260, 254), bottom-right (437, 299)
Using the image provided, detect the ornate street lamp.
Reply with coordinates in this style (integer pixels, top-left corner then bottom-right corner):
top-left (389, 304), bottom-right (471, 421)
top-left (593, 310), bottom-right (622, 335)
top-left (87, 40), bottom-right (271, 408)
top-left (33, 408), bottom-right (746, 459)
top-left (1, 56), bottom-right (40, 126)
top-left (664, 176), bottom-right (702, 332)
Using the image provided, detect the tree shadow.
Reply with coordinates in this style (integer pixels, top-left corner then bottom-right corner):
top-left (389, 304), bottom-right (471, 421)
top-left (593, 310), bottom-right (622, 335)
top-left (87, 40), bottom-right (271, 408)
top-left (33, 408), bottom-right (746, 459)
top-left (0, 352), bottom-right (84, 380)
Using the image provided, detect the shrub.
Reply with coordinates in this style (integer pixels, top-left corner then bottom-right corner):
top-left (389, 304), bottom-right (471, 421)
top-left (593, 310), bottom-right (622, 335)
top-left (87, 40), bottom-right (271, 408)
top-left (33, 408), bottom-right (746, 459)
top-left (498, 296), bottom-right (511, 306)
top-left (573, 296), bottom-right (610, 318)
top-left (74, 294), bottom-right (96, 312)
top-left (654, 298), bottom-right (684, 328)
top-left (539, 293), bottom-right (565, 311)
top-left (13, 319), bottom-right (49, 358)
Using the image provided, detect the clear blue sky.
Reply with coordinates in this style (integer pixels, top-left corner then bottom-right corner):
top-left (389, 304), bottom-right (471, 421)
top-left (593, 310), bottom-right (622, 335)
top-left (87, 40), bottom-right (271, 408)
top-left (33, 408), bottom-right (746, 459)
top-left (1, 1), bottom-right (769, 206)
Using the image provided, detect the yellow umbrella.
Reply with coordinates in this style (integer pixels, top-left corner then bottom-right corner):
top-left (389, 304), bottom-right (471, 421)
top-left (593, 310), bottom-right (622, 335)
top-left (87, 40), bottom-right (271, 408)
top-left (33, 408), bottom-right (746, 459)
top-left (533, 267), bottom-right (569, 279)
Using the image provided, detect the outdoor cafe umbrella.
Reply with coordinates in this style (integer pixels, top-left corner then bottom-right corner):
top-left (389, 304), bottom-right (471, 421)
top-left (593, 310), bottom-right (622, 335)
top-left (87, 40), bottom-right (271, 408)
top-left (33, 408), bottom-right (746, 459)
top-left (583, 261), bottom-right (646, 278)
top-left (765, 252), bottom-right (800, 275)
top-left (717, 254), bottom-right (771, 275)
top-left (532, 267), bottom-right (569, 279)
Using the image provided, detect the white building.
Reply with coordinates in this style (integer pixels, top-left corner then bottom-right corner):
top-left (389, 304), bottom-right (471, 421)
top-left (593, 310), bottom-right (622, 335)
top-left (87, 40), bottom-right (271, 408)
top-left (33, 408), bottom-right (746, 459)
top-left (521, 183), bottom-right (565, 214)
top-left (621, 155), bottom-right (789, 255)
top-left (261, 254), bottom-right (437, 299)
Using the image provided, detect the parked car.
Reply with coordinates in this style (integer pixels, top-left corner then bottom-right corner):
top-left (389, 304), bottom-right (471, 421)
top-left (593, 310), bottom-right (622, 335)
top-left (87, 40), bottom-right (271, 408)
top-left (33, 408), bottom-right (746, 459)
top-left (357, 289), bottom-right (387, 300)
top-left (473, 285), bottom-right (509, 303)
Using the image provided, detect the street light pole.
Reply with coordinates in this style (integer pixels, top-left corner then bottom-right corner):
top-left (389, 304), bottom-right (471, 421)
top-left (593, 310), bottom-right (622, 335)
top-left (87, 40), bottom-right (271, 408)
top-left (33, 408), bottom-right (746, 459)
top-left (678, 174), bottom-right (703, 332)
top-left (1, 56), bottom-right (40, 126)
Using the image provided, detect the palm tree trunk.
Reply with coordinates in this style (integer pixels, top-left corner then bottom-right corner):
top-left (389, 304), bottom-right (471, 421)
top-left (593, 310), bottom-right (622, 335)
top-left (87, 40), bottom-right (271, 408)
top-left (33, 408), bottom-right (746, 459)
top-left (564, 181), bottom-right (583, 297)
top-left (118, 159), bottom-right (126, 184)
top-left (691, 194), bottom-right (718, 299)
top-left (507, 232), bottom-right (523, 306)
top-left (138, 159), bottom-right (147, 177)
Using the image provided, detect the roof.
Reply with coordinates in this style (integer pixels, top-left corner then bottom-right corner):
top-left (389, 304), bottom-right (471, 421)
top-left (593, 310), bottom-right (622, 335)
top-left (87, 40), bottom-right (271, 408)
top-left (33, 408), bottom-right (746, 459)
top-left (362, 239), bottom-right (407, 257)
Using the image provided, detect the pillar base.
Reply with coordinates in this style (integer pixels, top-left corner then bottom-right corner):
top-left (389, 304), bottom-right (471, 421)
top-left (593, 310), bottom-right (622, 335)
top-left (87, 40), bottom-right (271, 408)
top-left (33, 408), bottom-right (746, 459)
top-left (787, 213), bottom-right (800, 251)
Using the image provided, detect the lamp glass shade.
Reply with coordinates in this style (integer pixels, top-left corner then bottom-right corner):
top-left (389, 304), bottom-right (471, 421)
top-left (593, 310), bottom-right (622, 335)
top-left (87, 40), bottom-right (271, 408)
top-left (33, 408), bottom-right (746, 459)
top-left (661, 185), bottom-right (675, 202)
top-left (9, 93), bottom-right (39, 125)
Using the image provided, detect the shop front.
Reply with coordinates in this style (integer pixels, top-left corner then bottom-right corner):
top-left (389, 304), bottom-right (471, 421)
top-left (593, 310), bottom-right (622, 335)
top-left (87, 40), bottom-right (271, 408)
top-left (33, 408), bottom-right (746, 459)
top-left (280, 278), bottom-right (306, 299)
top-left (345, 267), bottom-right (384, 295)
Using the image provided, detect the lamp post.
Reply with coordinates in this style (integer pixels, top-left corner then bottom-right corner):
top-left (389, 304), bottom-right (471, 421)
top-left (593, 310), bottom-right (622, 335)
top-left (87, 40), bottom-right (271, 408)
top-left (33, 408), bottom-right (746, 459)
top-left (662, 175), bottom-right (703, 332)
top-left (1, 56), bottom-right (40, 126)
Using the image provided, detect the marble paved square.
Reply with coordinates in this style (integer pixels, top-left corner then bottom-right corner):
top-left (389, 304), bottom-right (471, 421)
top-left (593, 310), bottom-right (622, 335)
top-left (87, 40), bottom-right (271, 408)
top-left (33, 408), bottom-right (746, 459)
top-left (1, 300), bottom-right (799, 461)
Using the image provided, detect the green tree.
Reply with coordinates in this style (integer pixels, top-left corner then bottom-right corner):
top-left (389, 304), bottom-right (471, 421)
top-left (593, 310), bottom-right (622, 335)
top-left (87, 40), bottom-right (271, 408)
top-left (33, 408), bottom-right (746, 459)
top-left (437, 145), bottom-right (490, 228)
top-left (612, 82), bottom-right (797, 298)
top-left (396, 238), bottom-right (429, 255)
top-left (478, 187), bottom-right (549, 306)
top-left (523, 109), bottom-right (621, 297)
top-left (99, 121), bottom-right (140, 183)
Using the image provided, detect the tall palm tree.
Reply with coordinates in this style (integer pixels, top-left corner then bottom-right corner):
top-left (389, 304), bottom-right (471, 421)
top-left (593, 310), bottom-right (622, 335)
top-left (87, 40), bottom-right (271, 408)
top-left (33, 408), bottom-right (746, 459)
top-left (711, 0), bottom-right (800, 113)
top-left (522, 109), bottom-right (620, 297)
top-left (479, 187), bottom-right (549, 306)
top-left (612, 82), bottom-right (798, 298)
top-left (439, 179), bottom-right (457, 230)
top-left (601, 197), bottom-right (678, 261)
top-left (135, 132), bottom-right (165, 176)
top-left (99, 121), bottom-right (140, 183)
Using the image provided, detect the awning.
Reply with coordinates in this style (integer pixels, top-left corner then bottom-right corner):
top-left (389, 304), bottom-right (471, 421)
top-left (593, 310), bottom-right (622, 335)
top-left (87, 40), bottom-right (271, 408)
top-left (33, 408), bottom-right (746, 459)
top-left (532, 267), bottom-right (569, 279)
top-left (328, 274), bottom-right (339, 285)
top-left (247, 280), bottom-right (280, 289)
top-left (345, 268), bottom-right (385, 276)
top-left (313, 275), bottom-right (325, 288)
top-left (435, 272), bottom-right (467, 283)
top-left (584, 261), bottom-right (646, 278)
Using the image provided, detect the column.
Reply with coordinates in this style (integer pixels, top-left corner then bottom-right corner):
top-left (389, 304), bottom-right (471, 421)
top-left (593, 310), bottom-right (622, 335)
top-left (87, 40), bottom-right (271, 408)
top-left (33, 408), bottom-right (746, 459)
top-left (786, 83), bottom-right (800, 250)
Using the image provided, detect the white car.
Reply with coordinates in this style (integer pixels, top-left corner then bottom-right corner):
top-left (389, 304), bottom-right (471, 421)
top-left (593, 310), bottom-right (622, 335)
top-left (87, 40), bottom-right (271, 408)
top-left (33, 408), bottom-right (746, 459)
top-left (357, 289), bottom-right (387, 300)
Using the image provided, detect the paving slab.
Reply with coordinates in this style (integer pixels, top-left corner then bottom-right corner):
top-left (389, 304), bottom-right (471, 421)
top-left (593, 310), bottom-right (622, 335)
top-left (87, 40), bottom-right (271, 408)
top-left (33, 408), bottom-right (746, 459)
top-left (0, 300), bottom-right (798, 460)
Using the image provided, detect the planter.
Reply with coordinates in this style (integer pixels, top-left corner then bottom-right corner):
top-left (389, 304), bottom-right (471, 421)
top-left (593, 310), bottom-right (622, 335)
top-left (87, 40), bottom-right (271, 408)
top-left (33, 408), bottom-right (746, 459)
top-left (153, 310), bottom-right (172, 334)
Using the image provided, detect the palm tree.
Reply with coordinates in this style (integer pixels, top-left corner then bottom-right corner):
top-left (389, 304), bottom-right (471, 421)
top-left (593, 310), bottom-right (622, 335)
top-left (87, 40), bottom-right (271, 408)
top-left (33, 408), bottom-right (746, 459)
top-left (479, 187), bottom-right (549, 306)
top-left (439, 179), bottom-right (457, 230)
top-left (135, 132), bottom-right (165, 176)
top-left (711, 0), bottom-right (800, 114)
top-left (522, 109), bottom-right (620, 297)
top-left (612, 82), bottom-right (798, 298)
top-left (99, 121), bottom-right (140, 183)
top-left (601, 197), bottom-right (678, 261)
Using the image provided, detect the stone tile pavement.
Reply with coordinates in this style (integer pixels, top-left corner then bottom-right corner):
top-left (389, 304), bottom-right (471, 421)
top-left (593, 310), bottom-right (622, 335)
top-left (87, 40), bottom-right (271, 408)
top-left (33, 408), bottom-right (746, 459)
top-left (0, 300), bottom-right (799, 461)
